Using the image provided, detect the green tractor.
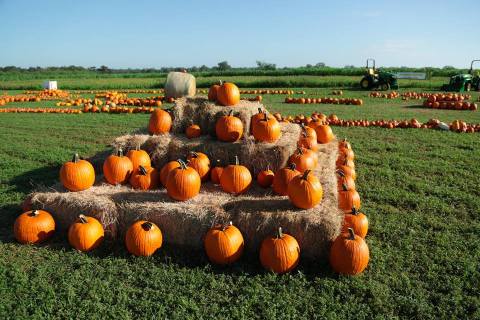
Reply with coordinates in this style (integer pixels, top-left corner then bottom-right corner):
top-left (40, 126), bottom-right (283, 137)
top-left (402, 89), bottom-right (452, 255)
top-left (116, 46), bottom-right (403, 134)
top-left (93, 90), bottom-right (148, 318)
top-left (441, 60), bottom-right (480, 92)
top-left (359, 59), bottom-right (399, 90)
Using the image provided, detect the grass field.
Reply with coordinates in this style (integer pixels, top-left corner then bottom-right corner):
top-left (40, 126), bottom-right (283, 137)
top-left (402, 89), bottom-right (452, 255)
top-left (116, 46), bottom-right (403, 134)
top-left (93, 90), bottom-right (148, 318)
top-left (0, 87), bottom-right (479, 319)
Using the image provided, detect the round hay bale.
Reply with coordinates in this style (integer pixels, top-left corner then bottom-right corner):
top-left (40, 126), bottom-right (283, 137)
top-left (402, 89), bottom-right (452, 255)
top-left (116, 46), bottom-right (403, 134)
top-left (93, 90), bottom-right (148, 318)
top-left (164, 72), bottom-right (196, 99)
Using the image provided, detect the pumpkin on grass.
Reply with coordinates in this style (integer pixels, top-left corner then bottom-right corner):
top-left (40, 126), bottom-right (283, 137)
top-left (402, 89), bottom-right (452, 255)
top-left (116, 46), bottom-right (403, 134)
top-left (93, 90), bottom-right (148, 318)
top-left (220, 156), bottom-right (252, 194)
top-left (127, 145), bottom-right (151, 171)
top-left (215, 110), bottom-right (244, 142)
top-left (257, 165), bottom-right (274, 188)
top-left (272, 163), bottom-right (300, 196)
top-left (125, 220), bottom-right (163, 256)
top-left (103, 148), bottom-right (133, 185)
top-left (329, 228), bottom-right (369, 275)
top-left (287, 170), bottom-right (323, 209)
top-left (60, 153), bottom-right (95, 191)
top-left (338, 183), bottom-right (361, 213)
top-left (342, 207), bottom-right (368, 238)
top-left (260, 227), bottom-right (300, 274)
top-left (166, 159), bottom-right (201, 201)
top-left (210, 160), bottom-right (223, 184)
top-left (204, 221), bottom-right (244, 265)
top-left (68, 215), bottom-right (104, 252)
top-left (251, 112), bottom-right (281, 143)
top-left (14, 210), bottom-right (55, 244)
top-left (217, 82), bottom-right (240, 106)
top-left (129, 165), bottom-right (159, 190)
top-left (187, 151), bottom-right (210, 182)
top-left (160, 160), bottom-right (181, 187)
top-left (148, 109), bottom-right (172, 134)
top-left (288, 148), bottom-right (316, 173)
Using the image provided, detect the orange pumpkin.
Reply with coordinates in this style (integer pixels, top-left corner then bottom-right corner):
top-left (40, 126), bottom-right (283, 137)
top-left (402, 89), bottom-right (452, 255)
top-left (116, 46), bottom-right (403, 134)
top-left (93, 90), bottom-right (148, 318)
top-left (186, 123), bottom-right (201, 138)
top-left (315, 123), bottom-right (334, 144)
top-left (342, 207), bottom-right (368, 238)
top-left (14, 210), bottom-right (55, 244)
top-left (297, 131), bottom-right (318, 151)
top-left (288, 148), bottom-right (316, 173)
top-left (60, 153), bottom-right (95, 192)
top-left (129, 165), bottom-right (159, 190)
top-left (287, 170), bottom-right (323, 209)
top-left (208, 82), bottom-right (221, 102)
top-left (250, 107), bottom-right (265, 133)
top-left (259, 227), bottom-right (300, 274)
top-left (272, 163), bottom-right (301, 196)
top-left (160, 160), bottom-right (181, 187)
top-left (166, 159), bottom-right (201, 201)
top-left (336, 170), bottom-right (356, 191)
top-left (339, 138), bottom-right (352, 151)
top-left (215, 111), bottom-right (244, 142)
top-left (103, 148), bottom-right (133, 185)
top-left (125, 220), bottom-right (163, 256)
top-left (338, 183), bottom-right (361, 213)
top-left (337, 165), bottom-right (357, 180)
top-left (220, 156), bottom-right (252, 194)
top-left (204, 221), bottom-right (244, 265)
top-left (187, 152), bottom-right (210, 182)
top-left (127, 145), bottom-right (151, 171)
top-left (148, 109), bottom-right (172, 134)
top-left (251, 112), bottom-right (281, 143)
top-left (217, 82), bottom-right (240, 106)
top-left (329, 228), bottom-right (369, 275)
top-left (257, 165), bottom-right (274, 188)
top-left (68, 215), bottom-right (104, 252)
top-left (210, 160), bottom-right (223, 184)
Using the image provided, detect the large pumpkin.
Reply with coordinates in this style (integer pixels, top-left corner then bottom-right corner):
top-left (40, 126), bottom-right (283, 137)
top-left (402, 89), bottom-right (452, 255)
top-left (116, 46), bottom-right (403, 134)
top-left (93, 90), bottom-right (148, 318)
top-left (217, 82), bottom-right (240, 106)
top-left (187, 151), bottom-right (210, 182)
top-left (259, 227), bottom-right (300, 274)
top-left (125, 220), bottom-right (163, 256)
top-left (148, 109), bottom-right (172, 134)
top-left (272, 163), bottom-right (300, 196)
top-left (103, 148), bottom-right (133, 185)
top-left (166, 159), bottom-right (201, 201)
top-left (127, 145), bottom-right (151, 171)
top-left (315, 123), bottom-right (334, 144)
top-left (215, 111), bottom-right (244, 142)
top-left (129, 165), bottom-right (159, 190)
top-left (329, 228), bottom-right (369, 275)
top-left (338, 183), bottom-right (361, 213)
top-left (210, 160), bottom-right (223, 184)
top-left (220, 156), bottom-right (252, 194)
top-left (160, 160), bottom-right (181, 187)
top-left (257, 165), bottom-right (274, 188)
top-left (251, 112), bottom-right (281, 143)
top-left (60, 153), bottom-right (95, 192)
top-left (14, 210), bottom-right (55, 244)
top-left (342, 207), bottom-right (368, 238)
top-left (68, 215), bottom-right (104, 252)
top-left (204, 221), bottom-right (244, 265)
top-left (288, 148), bottom-right (316, 173)
top-left (287, 170), bottom-right (323, 209)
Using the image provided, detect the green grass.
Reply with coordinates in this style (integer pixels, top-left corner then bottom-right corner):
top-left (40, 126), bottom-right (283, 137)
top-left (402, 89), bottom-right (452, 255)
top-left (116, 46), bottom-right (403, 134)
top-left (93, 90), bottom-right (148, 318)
top-left (0, 88), bottom-right (479, 319)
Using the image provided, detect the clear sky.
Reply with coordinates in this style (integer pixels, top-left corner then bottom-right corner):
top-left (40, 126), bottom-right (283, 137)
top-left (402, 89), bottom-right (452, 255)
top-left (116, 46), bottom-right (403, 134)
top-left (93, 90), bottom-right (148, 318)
top-left (1, 0), bottom-right (478, 68)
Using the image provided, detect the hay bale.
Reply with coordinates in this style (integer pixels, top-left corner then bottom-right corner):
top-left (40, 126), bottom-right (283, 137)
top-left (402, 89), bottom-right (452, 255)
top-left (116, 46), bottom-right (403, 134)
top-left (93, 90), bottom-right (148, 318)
top-left (26, 141), bottom-right (342, 260)
top-left (164, 72), bottom-right (196, 99)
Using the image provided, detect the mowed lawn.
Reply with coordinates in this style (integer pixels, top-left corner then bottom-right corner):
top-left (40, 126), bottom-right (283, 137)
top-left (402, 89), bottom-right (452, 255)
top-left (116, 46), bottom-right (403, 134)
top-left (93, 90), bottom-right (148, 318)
top-left (0, 88), bottom-right (479, 319)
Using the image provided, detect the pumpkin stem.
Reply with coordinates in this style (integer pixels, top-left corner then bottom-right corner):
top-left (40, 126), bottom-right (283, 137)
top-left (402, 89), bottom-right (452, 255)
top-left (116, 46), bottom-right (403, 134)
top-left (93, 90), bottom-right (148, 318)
top-left (336, 169), bottom-right (345, 177)
top-left (78, 214), bottom-right (88, 224)
top-left (28, 210), bottom-right (39, 217)
top-left (72, 153), bottom-right (80, 163)
top-left (219, 80), bottom-right (223, 86)
top-left (139, 165), bottom-right (148, 176)
top-left (135, 144), bottom-right (141, 151)
top-left (142, 221), bottom-right (153, 231)
top-left (288, 163), bottom-right (297, 171)
top-left (351, 207), bottom-right (358, 215)
top-left (116, 148), bottom-right (124, 157)
top-left (222, 221), bottom-right (233, 231)
top-left (234, 155), bottom-right (239, 166)
top-left (266, 164), bottom-right (270, 171)
top-left (257, 107), bottom-right (262, 114)
top-left (301, 170), bottom-right (311, 180)
top-left (342, 182), bottom-right (348, 191)
top-left (296, 147), bottom-right (303, 155)
top-left (276, 227), bottom-right (283, 239)
top-left (263, 112), bottom-right (268, 121)
top-left (228, 110), bottom-right (233, 116)
top-left (347, 228), bottom-right (355, 240)
top-left (214, 159), bottom-right (221, 167)
top-left (177, 159), bottom-right (188, 170)
top-left (189, 151), bottom-right (198, 159)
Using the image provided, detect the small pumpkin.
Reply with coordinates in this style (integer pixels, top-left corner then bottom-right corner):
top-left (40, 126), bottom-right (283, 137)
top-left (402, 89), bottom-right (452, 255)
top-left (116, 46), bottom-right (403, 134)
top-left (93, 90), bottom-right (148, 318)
top-left (337, 157), bottom-right (355, 169)
top-left (257, 165), bottom-right (274, 188)
top-left (208, 82), bottom-right (221, 101)
top-left (250, 107), bottom-right (265, 133)
top-left (338, 183), bottom-right (361, 213)
top-left (300, 123), bottom-right (317, 140)
top-left (68, 215), bottom-right (104, 252)
top-left (287, 169), bottom-right (323, 209)
top-left (166, 159), bottom-right (201, 201)
top-left (220, 156), bottom-right (252, 194)
top-left (187, 151), bottom-right (210, 182)
top-left (217, 82), bottom-right (240, 106)
top-left (129, 165), bottom-right (159, 190)
top-left (160, 160), bottom-right (181, 187)
top-left (288, 148), bottom-right (316, 173)
top-left (186, 123), bottom-right (201, 138)
top-left (215, 110), bottom-right (244, 142)
top-left (60, 153), bottom-right (95, 192)
top-left (315, 123), bottom-right (334, 144)
top-left (259, 227), bottom-right (300, 274)
top-left (210, 160), bottom-right (223, 184)
top-left (204, 221), bottom-right (244, 265)
top-left (127, 145), bottom-right (151, 171)
top-left (297, 131), bottom-right (318, 151)
top-left (125, 220), bottom-right (163, 256)
top-left (103, 148), bottom-right (133, 185)
top-left (342, 207), bottom-right (368, 238)
top-left (338, 138), bottom-right (352, 151)
top-left (252, 112), bottom-right (281, 143)
top-left (329, 228), bottom-right (369, 275)
top-left (272, 163), bottom-right (300, 196)
top-left (14, 210), bottom-right (55, 244)
top-left (148, 109), bottom-right (172, 134)
top-left (337, 165), bottom-right (357, 180)
top-left (336, 170), bottom-right (356, 191)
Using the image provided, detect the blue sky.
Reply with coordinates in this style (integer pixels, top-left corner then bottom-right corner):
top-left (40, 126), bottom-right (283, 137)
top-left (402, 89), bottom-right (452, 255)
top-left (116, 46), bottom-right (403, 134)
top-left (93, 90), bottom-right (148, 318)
top-left (1, 0), bottom-right (478, 68)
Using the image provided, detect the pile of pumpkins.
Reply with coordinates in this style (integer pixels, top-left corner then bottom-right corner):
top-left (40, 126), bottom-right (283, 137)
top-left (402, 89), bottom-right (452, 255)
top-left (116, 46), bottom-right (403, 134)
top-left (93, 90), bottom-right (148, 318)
top-left (284, 96), bottom-right (363, 106)
top-left (369, 91), bottom-right (399, 99)
top-left (422, 94), bottom-right (477, 111)
top-left (0, 108), bottom-right (82, 114)
top-left (331, 90), bottom-right (343, 96)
